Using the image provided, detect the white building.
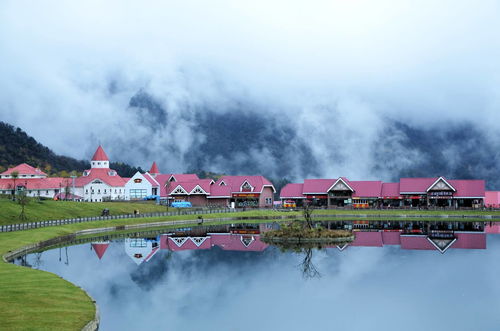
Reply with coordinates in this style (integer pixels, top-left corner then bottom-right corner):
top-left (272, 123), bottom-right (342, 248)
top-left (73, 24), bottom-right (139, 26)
top-left (74, 146), bottom-right (127, 202)
top-left (125, 170), bottom-right (159, 200)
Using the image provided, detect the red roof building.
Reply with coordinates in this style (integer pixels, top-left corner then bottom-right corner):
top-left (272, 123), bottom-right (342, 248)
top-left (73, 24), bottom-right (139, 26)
top-left (280, 176), bottom-right (486, 209)
top-left (0, 163), bottom-right (47, 179)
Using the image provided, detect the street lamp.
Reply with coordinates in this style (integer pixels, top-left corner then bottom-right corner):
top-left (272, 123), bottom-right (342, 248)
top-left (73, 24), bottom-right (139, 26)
top-left (71, 175), bottom-right (77, 201)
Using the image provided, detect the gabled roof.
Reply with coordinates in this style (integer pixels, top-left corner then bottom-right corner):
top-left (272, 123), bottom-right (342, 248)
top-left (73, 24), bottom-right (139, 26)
top-left (143, 172), bottom-right (159, 187)
top-left (210, 234), bottom-right (268, 251)
top-left (350, 181), bottom-right (383, 198)
top-left (0, 163), bottom-right (47, 177)
top-left (91, 242), bottom-right (110, 260)
top-left (149, 162), bottom-right (160, 174)
top-left (162, 236), bottom-right (212, 251)
top-left (156, 173), bottom-right (200, 197)
top-left (167, 179), bottom-right (213, 195)
top-left (91, 145), bottom-right (109, 161)
top-left (399, 177), bottom-right (438, 194)
top-left (350, 232), bottom-right (384, 247)
top-left (427, 177), bottom-right (456, 192)
top-left (214, 176), bottom-right (276, 193)
top-left (381, 183), bottom-right (401, 197)
top-left (280, 183), bottom-right (305, 199)
top-left (75, 168), bottom-right (126, 187)
top-left (327, 177), bottom-right (354, 192)
top-left (208, 184), bottom-right (232, 198)
top-left (448, 179), bottom-right (485, 198)
top-left (302, 179), bottom-right (335, 194)
top-left (0, 177), bottom-right (72, 190)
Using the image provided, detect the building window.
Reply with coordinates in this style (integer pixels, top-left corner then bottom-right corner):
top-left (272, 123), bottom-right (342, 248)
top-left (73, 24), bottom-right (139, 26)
top-left (115, 189), bottom-right (117, 193)
top-left (86, 189), bottom-right (88, 194)
top-left (46, 190), bottom-right (49, 194)
top-left (130, 189), bottom-right (147, 199)
top-left (265, 198), bottom-right (272, 204)
top-left (104, 189), bottom-right (106, 194)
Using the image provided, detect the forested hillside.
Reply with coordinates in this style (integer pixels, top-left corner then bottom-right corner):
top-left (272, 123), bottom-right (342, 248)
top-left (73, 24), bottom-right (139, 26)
top-left (0, 122), bottom-right (143, 177)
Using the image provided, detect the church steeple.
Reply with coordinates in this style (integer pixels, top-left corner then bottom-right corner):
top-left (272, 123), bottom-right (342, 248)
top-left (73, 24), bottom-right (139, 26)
top-left (149, 161), bottom-right (160, 176)
top-left (91, 145), bottom-right (110, 168)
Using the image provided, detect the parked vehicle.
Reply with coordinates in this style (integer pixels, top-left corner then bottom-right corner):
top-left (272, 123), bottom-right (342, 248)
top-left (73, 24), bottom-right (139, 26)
top-left (142, 195), bottom-right (160, 201)
top-left (171, 201), bottom-right (192, 208)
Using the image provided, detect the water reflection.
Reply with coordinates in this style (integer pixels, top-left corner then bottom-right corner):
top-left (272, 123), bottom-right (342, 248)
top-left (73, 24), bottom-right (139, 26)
top-left (13, 220), bottom-right (500, 331)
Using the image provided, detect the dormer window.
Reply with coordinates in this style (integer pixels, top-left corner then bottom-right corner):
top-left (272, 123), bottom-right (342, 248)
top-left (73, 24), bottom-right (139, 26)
top-left (173, 187), bottom-right (187, 194)
top-left (219, 180), bottom-right (226, 186)
top-left (241, 181), bottom-right (252, 192)
top-left (108, 170), bottom-right (116, 176)
top-left (192, 186), bottom-right (204, 194)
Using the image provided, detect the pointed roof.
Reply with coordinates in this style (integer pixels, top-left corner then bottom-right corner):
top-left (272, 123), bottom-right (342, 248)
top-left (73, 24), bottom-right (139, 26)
top-left (92, 242), bottom-right (110, 260)
top-left (149, 162), bottom-right (160, 174)
top-left (91, 145), bottom-right (109, 161)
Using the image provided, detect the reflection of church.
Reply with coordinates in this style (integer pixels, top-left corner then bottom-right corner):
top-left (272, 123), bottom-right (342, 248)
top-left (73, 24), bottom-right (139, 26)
top-left (124, 238), bottom-right (159, 265)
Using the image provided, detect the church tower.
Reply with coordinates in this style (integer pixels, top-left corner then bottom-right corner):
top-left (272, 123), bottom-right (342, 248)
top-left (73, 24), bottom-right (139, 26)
top-left (91, 145), bottom-right (110, 169)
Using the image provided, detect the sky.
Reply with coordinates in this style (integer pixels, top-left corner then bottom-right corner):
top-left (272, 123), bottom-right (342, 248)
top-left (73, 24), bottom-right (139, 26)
top-left (1, 0), bottom-right (500, 180)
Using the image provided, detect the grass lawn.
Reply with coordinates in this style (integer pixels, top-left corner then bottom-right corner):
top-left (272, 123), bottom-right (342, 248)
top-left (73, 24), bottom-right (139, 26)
top-left (2, 199), bottom-right (500, 227)
top-left (0, 198), bottom-right (171, 226)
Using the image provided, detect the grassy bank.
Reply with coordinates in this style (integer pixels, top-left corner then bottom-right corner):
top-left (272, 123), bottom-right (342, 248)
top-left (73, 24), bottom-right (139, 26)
top-left (0, 199), bottom-right (170, 225)
top-left (3, 201), bottom-right (500, 227)
top-left (0, 212), bottom-right (264, 330)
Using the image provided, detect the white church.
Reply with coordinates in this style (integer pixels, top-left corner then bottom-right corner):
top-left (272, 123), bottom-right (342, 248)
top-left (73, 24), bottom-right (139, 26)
top-left (73, 146), bottom-right (160, 202)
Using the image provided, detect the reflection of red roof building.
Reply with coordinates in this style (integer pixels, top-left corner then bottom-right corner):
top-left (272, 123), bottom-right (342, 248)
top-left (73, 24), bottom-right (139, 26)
top-left (91, 242), bottom-right (110, 260)
top-left (340, 231), bottom-right (486, 253)
top-left (160, 233), bottom-right (269, 252)
top-left (485, 191), bottom-right (500, 208)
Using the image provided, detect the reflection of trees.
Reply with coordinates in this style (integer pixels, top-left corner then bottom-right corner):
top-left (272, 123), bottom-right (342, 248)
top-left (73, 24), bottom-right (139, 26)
top-left (33, 252), bottom-right (43, 269)
top-left (299, 248), bottom-right (320, 279)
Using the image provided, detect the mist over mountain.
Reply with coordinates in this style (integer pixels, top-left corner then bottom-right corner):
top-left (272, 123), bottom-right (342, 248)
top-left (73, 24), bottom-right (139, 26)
top-left (124, 91), bottom-right (500, 189)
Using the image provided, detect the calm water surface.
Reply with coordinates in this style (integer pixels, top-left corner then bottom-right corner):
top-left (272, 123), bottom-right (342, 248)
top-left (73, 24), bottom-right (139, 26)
top-left (15, 222), bottom-right (500, 331)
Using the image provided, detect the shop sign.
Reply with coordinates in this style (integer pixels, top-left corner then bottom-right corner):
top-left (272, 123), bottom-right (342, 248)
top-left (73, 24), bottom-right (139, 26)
top-left (306, 195), bottom-right (327, 199)
top-left (383, 196), bottom-right (403, 199)
top-left (233, 193), bottom-right (260, 198)
top-left (429, 191), bottom-right (453, 196)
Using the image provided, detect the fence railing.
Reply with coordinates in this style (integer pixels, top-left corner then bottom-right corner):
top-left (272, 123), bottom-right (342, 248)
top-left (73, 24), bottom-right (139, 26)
top-left (0, 208), bottom-right (243, 233)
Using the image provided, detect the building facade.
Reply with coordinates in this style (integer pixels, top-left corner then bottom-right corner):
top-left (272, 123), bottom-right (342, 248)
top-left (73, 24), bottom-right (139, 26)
top-left (281, 176), bottom-right (485, 209)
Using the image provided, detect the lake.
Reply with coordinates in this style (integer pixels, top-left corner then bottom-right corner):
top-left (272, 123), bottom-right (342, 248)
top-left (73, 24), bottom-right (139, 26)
top-left (14, 221), bottom-right (500, 331)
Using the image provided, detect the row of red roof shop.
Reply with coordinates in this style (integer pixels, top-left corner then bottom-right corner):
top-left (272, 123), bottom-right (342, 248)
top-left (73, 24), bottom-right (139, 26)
top-left (280, 176), bottom-right (493, 206)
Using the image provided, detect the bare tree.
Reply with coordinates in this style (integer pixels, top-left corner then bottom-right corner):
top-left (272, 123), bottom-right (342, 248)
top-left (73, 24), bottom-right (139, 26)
top-left (299, 248), bottom-right (321, 279)
top-left (17, 190), bottom-right (30, 221)
top-left (303, 201), bottom-right (314, 229)
top-left (11, 170), bottom-right (19, 201)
